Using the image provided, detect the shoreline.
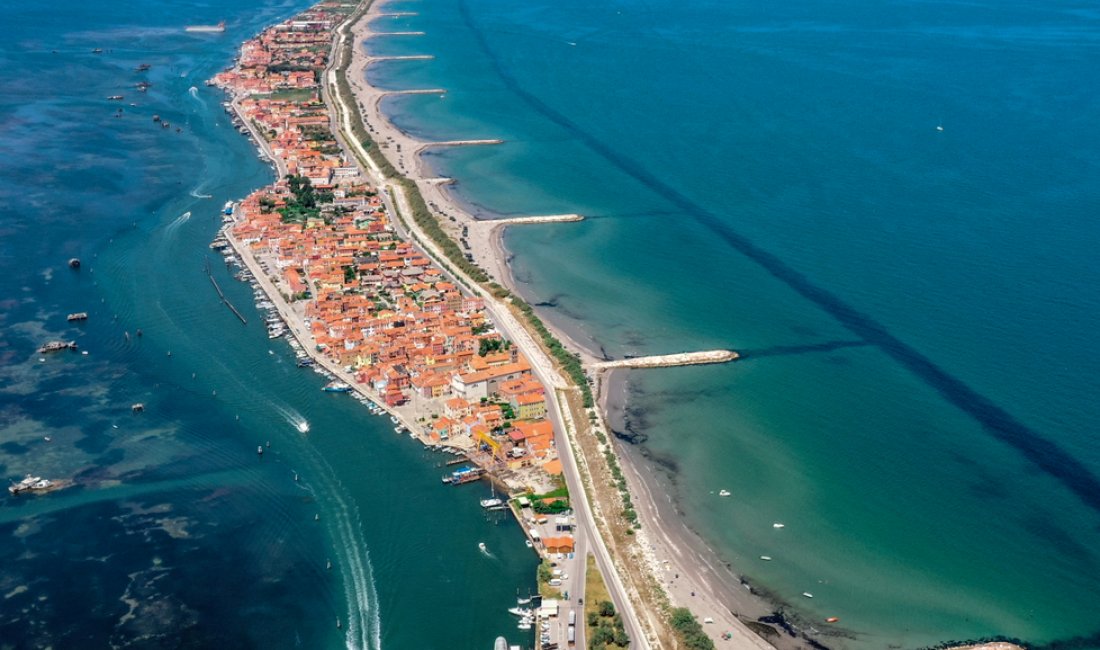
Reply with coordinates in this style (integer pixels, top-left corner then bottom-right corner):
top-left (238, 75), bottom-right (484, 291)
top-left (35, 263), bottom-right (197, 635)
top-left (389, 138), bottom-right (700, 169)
top-left (345, 1), bottom-right (790, 648)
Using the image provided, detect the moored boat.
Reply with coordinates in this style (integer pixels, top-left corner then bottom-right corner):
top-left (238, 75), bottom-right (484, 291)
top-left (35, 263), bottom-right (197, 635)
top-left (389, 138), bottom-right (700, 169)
top-left (322, 381), bottom-right (351, 393)
top-left (67, 312), bottom-right (88, 322)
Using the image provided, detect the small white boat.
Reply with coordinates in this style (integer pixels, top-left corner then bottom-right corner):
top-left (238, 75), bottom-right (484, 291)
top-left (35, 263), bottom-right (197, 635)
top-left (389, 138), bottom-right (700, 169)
top-left (760, 555), bottom-right (772, 561)
top-left (478, 542), bottom-right (487, 553)
top-left (936, 124), bottom-right (944, 131)
top-left (773, 522), bottom-right (785, 529)
top-left (507, 607), bottom-right (530, 616)
top-left (718, 489), bottom-right (731, 497)
top-left (525, 540), bottom-right (533, 548)
top-left (802, 592), bottom-right (814, 598)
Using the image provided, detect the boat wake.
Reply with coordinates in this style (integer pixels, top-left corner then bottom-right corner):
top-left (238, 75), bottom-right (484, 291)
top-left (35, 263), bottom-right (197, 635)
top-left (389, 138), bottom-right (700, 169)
top-left (274, 403), bottom-right (310, 434)
top-left (163, 210), bottom-right (192, 235)
top-left (315, 466), bottom-right (381, 650)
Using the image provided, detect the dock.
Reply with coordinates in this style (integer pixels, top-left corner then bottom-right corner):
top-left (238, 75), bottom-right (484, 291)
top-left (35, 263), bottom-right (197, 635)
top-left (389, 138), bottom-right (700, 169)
top-left (588, 349), bottom-right (739, 371)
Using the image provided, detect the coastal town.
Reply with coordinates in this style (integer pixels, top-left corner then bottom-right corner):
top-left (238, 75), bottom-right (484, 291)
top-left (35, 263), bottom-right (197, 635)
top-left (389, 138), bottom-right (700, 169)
top-left (210, 5), bottom-right (583, 647)
top-left (211, 2), bottom-right (566, 496)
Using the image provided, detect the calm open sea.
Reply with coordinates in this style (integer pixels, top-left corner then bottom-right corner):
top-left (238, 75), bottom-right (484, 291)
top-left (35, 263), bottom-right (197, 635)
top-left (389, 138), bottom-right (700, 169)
top-left (1, 0), bottom-right (536, 648)
top-left (366, 0), bottom-right (1100, 647)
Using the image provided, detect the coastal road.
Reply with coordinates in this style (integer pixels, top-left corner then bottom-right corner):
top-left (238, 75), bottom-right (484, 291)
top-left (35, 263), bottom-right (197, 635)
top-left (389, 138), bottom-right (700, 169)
top-left (324, 8), bottom-right (651, 648)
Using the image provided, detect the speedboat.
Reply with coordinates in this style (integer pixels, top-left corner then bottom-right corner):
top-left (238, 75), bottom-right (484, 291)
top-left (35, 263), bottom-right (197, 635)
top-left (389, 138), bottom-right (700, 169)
top-left (802, 592), bottom-right (814, 598)
top-left (507, 607), bottom-right (530, 616)
top-left (718, 489), bottom-right (731, 497)
top-left (760, 556), bottom-right (772, 561)
top-left (478, 542), bottom-right (487, 553)
top-left (773, 522), bottom-right (785, 529)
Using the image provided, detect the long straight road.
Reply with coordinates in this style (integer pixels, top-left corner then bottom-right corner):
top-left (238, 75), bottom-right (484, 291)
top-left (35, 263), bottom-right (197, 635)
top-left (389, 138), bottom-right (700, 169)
top-left (324, 6), bottom-right (652, 647)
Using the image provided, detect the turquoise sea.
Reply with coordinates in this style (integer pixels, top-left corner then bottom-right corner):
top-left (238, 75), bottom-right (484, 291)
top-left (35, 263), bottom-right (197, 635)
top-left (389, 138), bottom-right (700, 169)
top-left (365, 0), bottom-right (1100, 648)
top-left (1, 0), bottom-right (535, 648)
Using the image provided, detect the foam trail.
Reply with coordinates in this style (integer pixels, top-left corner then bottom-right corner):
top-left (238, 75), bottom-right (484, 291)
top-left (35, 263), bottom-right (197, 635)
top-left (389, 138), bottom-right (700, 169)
top-left (162, 210), bottom-right (191, 236)
top-left (273, 402), bottom-right (310, 434)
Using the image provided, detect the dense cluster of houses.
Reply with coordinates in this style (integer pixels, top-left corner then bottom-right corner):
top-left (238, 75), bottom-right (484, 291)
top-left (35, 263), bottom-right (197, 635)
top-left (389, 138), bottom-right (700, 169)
top-left (212, 4), bottom-right (570, 505)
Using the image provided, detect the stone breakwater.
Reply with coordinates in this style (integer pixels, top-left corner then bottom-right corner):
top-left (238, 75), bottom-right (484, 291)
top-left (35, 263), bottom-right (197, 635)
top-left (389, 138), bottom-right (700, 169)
top-left (588, 349), bottom-right (740, 370)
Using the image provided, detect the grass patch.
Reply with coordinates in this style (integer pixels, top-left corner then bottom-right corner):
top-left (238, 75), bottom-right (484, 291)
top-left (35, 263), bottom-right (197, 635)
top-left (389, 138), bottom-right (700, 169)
top-left (537, 559), bottom-right (562, 598)
top-left (583, 557), bottom-right (629, 649)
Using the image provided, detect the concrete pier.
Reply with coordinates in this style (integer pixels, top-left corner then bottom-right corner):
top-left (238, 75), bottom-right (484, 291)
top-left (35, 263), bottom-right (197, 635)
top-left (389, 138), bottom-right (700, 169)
top-left (588, 350), bottom-right (739, 371)
top-left (369, 31), bottom-right (425, 36)
top-left (421, 177), bottom-right (456, 186)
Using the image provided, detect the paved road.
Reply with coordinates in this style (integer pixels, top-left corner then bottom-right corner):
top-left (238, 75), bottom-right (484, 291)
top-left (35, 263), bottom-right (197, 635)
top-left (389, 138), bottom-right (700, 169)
top-left (324, 10), bottom-right (652, 648)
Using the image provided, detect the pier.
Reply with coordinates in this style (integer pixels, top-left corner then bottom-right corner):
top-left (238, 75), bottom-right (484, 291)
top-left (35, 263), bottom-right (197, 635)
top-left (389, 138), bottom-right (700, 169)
top-left (421, 177), bottom-right (455, 186)
top-left (587, 349), bottom-right (739, 371)
top-left (375, 12), bottom-right (418, 17)
top-left (369, 31), bottom-right (425, 36)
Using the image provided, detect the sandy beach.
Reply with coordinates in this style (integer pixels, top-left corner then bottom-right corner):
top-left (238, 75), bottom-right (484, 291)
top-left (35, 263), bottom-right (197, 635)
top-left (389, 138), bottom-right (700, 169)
top-left (343, 2), bottom-right (807, 648)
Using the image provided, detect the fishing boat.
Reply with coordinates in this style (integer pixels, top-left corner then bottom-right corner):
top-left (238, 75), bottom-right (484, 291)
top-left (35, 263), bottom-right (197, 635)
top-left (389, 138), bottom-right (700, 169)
top-left (223, 200), bottom-right (234, 215)
top-left (257, 445), bottom-right (264, 456)
top-left (68, 258), bottom-right (81, 269)
top-left (322, 381), bottom-right (352, 393)
top-left (8, 475), bottom-right (70, 495)
top-left (107, 95), bottom-right (124, 101)
top-left (38, 341), bottom-right (77, 353)
top-left (184, 21), bottom-right (226, 33)
top-left (67, 312), bottom-right (88, 322)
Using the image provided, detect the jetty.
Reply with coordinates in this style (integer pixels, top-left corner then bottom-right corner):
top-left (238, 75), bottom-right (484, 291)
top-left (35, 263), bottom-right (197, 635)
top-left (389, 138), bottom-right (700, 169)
top-left (204, 260), bottom-right (247, 325)
top-left (588, 349), bottom-right (739, 371)
top-left (379, 88), bottom-right (445, 97)
top-left (364, 55), bottom-right (434, 65)
top-left (415, 139), bottom-right (503, 154)
top-left (484, 214), bottom-right (585, 226)
top-left (376, 12), bottom-right (418, 17)
top-left (422, 177), bottom-right (455, 186)
top-left (370, 31), bottom-right (425, 36)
